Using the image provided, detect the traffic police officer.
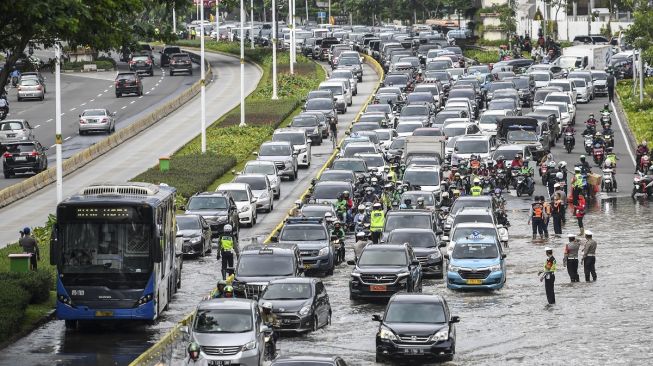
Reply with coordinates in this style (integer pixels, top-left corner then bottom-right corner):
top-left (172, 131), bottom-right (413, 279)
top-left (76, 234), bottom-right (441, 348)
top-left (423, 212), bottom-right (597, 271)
top-left (539, 247), bottom-right (557, 305)
top-left (470, 178), bottom-right (483, 196)
top-left (582, 230), bottom-right (597, 282)
top-left (369, 202), bottom-right (385, 244)
top-left (563, 234), bottom-right (581, 282)
top-left (218, 224), bottom-right (237, 280)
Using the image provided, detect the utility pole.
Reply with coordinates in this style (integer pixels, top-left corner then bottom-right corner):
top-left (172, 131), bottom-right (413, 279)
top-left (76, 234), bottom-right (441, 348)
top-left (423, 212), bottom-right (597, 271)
top-left (240, 0), bottom-right (246, 127)
top-left (272, 0), bottom-right (278, 100)
top-left (200, 3), bottom-right (207, 152)
top-left (328, 0), bottom-right (331, 24)
top-left (640, 48), bottom-right (644, 103)
top-left (54, 42), bottom-right (63, 203)
top-left (173, 7), bottom-right (177, 34)
top-left (290, 0), bottom-right (295, 74)
top-left (216, 0), bottom-right (220, 41)
top-left (305, 0), bottom-right (309, 25)
top-left (251, 0), bottom-right (255, 49)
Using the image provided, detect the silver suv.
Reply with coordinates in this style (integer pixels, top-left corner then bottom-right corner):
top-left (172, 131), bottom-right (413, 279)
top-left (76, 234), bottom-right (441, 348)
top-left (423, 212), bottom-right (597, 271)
top-left (256, 141), bottom-right (298, 181)
top-left (183, 298), bottom-right (268, 366)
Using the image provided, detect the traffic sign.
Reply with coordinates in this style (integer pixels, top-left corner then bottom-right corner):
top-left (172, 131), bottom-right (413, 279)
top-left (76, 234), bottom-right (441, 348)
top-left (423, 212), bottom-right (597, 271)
top-left (317, 11), bottom-right (326, 19)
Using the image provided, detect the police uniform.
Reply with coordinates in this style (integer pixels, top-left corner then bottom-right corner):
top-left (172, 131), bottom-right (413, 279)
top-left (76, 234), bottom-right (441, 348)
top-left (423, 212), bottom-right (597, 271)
top-left (582, 232), bottom-right (597, 282)
top-left (563, 236), bottom-right (581, 282)
top-left (470, 185), bottom-right (482, 196)
top-left (543, 253), bottom-right (556, 304)
top-left (369, 209), bottom-right (385, 244)
top-left (219, 234), bottom-right (235, 280)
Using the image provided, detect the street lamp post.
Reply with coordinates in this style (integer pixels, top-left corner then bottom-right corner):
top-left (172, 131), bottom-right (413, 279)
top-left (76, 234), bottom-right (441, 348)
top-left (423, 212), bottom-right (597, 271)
top-left (240, 0), bottom-right (246, 127)
top-left (54, 42), bottom-right (63, 203)
top-left (173, 7), bottom-right (177, 34)
top-left (200, 3), bottom-right (207, 153)
top-left (305, 0), bottom-right (309, 25)
top-left (250, 0), bottom-right (255, 49)
top-left (272, 0), bottom-right (278, 100)
top-left (289, 0), bottom-right (295, 75)
top-left (216, 0), bottom-right (220, 41)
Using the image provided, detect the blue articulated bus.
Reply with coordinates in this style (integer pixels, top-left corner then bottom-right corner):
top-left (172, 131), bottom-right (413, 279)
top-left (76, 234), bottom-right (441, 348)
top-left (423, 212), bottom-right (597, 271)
top-left (50, 183), bottom-right (182, 327)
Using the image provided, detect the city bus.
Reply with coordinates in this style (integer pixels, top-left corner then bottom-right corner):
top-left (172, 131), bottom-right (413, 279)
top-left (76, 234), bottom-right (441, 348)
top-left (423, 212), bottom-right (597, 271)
top-left (50, 183), bottom-right (182, 327)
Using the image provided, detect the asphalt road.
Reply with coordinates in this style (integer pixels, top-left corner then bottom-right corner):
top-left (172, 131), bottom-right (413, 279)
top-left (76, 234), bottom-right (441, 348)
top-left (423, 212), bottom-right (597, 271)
top-left (0, 61), bottom-right (380, 366)
top-left (0, 53), bottom-right (199, 189)
top-left (0, 51), bottom-right (261, 248)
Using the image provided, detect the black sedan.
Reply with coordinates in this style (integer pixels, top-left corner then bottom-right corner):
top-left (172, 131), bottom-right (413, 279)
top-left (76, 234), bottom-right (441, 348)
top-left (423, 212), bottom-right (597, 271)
top-left (176, 214), bottom-right (212, 257)
top-left (271, 356), bottom-right (348, 366)
top-left (260, 277), bottom-right (331, 334)
top-left (373, 293), bottom-right (459, 363)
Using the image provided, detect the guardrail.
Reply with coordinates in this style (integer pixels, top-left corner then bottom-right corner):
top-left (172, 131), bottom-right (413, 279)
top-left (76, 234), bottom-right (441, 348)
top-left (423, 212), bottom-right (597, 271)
top-left (0, 52), bottom-right (212, 209)
top-left (128, 54), bottom-right (384, 366)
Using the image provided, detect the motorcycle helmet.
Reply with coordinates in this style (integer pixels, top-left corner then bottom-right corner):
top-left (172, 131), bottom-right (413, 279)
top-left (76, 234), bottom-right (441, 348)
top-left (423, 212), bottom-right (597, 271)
top-left (295, 199), bottom-right (302, 207)
top-left (358, 204), bottom-right (365, 211)
top-left (642, 140), bottom-right (647, 147)
top-left (606, 147), bottom-right (613, 153)
top-left (494, 188), bottom-right (502, 196)
top-left (384, 166), bottom-right (390, 172)
top-left (548, 161), bottom-right (556, 168)
top-left (261, 301), bottom-right (273, 311)
top-left (324, 212), bottom-right (334, 221)
top-left (384, 183), bottom-right (393, 189)
top-left (417, 197), bottom-right (425, 204)
top-left (365, 187), bottom-right (374, 193)
top-left (223, 224), bottom-right (233, 233)
top-left (589, 113), bottom-right (594, 118)
top-left (356, 231), bottom-right (366, 239)
top-left (371, 177), bottom-right (378, 184)
top-left (343, 190), bottom-right (350, 196)
top-left (217, 279), bottom-right (227, 288)
top-left (441, 192), bottom-right (450, 198)
top-left (559, 161), bottom-right (567, 168)
top-left (497, 155), bottom-right (504, 161)
top-left (574, 167), bottom-right (581, 172)
top-left (373, 202), bottom-right (382, 209)
top-left (334, 221), bottom-right (342, 228)
top-left (603, 103), bottom-right (609, 110)
top-left (223, 286), bottom-right (234, 297)
top-left (556, 172), bottom-right (563, 180)
top-left (595, 131), bottom-right (601, 137)
top-left (580, 155), bottom-right (586, 161)
top-left (188, 342), bottom-right (201, 360)
top-left (473, 178), bottom-right (480, 184)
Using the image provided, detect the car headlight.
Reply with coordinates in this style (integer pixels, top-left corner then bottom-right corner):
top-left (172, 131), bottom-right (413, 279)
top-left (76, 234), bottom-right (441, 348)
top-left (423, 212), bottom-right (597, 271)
top-left (428, 253), bottom-right (439, 260)
top-left (429, 328), bottom-right (449, 342)
top-left (350, 272), bottom-right (361, 278)
top-left (239, 205), bottom-right (250, 213)
top-left (445, 216), bottom-right (454, 225)
top-left (259, 192), bottom-right (269, 200)
top-left (488, 264), bottom-right (502, 272)
top-left (318, 246), bottom-right (330, 256)
top-left (217, 215), bottom-right (228, 222)
top-left (242, 340), bottom-right (257, 351)
top-left (378, 326), bottom-right (397, 341)
top-left (190, 236), bottom-right (201, 244)
top-left (299, 305), bottom-right (311, 316)
top-left (448, 264), bottom-right (462, 272)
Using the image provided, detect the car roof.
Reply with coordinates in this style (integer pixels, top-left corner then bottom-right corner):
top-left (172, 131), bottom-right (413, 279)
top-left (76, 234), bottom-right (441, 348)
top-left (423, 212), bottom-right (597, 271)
top-left (456, 207), bottom-right (493, 215)
top-left (262, 140), bottom-right (292, 146)
top-left (456, 134), bottom-right (491, 141)
top-left (245, 160), bottom-right (275, 166)
top-left (404, 165), bottom-right (440, 172)
top-left (218, 182), bottom-right (250, 190)
top-left (275, 127), bottom-right (308, 134)
top-left (445, 122), bottom-right (474, 128)
top-left (235, 173), bottom-right (267, 180)
top-left (455, 195), bottom-right (492, 202)
top-left (267, 277), bottom-right (317, 285)
top-left (389, 293), bottom-right (446, 304)
top-left (386, 209), bottom-right (432, 216)
top-left (197, 298), bottom-right (255, 310)
top-left (363, 243), bottom-right (408, 251)
top-left (389, 228), bottom-right (436, 235)
top-left (453, 222), bottom-right (496, 229)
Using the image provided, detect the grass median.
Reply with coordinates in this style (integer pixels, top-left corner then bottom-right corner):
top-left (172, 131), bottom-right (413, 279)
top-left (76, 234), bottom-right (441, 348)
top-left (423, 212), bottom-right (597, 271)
top-left (616, 79), bottom-right (653, 144)
top-left (136, 42), bottom-right (324, 203)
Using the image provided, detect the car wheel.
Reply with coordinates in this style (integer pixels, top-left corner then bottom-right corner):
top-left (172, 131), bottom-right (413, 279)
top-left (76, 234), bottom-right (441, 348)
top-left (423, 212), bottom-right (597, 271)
top-left (443, 344), bottom-right (455, 361)
top-left (78, 130), bottom-right (84, 136)
top-left (116, 93), bottom-right (121, 98)
top-left (64, 320), bottom-right (77, 330)
top-left (4, 171), bottom-right (11, 179)
top-left (312, 316), bottom-right (319, 332)
top-left (189, 70), bottom-right (193, 76)
top-left (40, 95), bottom-right (44, 101)
top-left (17, 97), bottom-right (21, 102)
top-left (170, 71), bottom-right (174, 76)
top-left (290, 171), bottom-right (296, 181)
top-left (274, 189), bottom-right (280, 199)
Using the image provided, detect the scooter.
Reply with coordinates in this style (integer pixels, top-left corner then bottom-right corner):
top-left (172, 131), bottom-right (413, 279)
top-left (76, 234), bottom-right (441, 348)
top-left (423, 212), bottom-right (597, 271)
top-left (603, 134), bottom-right (614, 148)
top-left (584, 135), bottom-right (593, 154)
top-left (638, 155), bottom-right (650, 174)
top-left (601, 168), bottom-right (615, 192)
top-left (593, 145), bottom-right (605, 166)
top-left (632, 173), bottom-right (653, 198)
top-left (564, 132), bottom-right (575, 153)
top-left (515, 174), bottom-right (535, 197)
top-left (600, 111), bottom-right (612, 126)
top-left (263, 328), bottom-right (277, 361)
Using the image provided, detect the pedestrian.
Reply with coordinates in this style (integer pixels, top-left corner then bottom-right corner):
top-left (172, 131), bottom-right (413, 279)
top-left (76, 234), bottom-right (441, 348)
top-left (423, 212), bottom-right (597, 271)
top-left (581, 230), bottom-right (597, 282)
top-left (369, 203), bottom-right (385, 244)
top-left (190, 27), bottom-right (197, 40)
top-left (563, 234), bottom-right (581, 282)
top-left (574, 194), bottom-right (586, 236)
top-left (551, 191), bottom-right (564, 236)
top-left (217, 224), bottom-right (237, 280)
top-left (528, 197), bottom-right (545, 240)
top-left (541, 196), bottom-right (551, 239)
top-left (606, 70), bottom-right (616, 103)
top-left (539, 247), bottom-right (557, 305)
top-left (19, 227), bottom-right (39, 270)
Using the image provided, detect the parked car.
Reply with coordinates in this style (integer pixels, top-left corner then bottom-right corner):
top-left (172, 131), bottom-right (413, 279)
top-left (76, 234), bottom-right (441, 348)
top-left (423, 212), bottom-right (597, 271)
top-left (2, 140), bottom-right (48, 178)
top-left (78, 108), bottom-right (116, 135)
top-left (114, 72), bottom-right (143, 97)
top-left (176, 214), bottom-right (212, 256)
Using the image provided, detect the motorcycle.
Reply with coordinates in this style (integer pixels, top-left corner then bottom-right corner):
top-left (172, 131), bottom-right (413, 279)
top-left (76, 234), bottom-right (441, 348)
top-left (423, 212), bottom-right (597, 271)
top-left (496, 168), bottom-right (508, 190)
top-left (510, 167), bottom-right (521, 188)
top-left (592, 145), bottom-right (605, 166)
top-left (539, 162), bottom-right (548, 178)
top-left (604, 134), bottom-right (614, 149)
top-left (584, 135), bottom-right (593, 154)
top-left (263, 328), bottom-right (277, 361)
top-left (601, 168), bottom-right (615, 192)
top-left (515, 174), bottom-right (534, 197)
top-left (564, 132), bottom-right (575, 153)
top-left (632, 173), bottom-right (653, 198)
top-left (332, 237), bottom-right (345, 264)
top-left (638, 155), bottom-right (650, 174)
top-left (600, 111), bottom-right (612, 127)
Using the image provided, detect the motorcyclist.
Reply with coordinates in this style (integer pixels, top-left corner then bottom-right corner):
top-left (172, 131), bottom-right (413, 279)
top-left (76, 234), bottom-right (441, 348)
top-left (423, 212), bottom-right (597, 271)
top-left (381, 183), bottom-right (393, 208)
top-left (331, 221), bottom-right (346, 243)
top-left (635, 141), bottom-right (649, 173)
top-left (369, 202), bottom-right (385, 244)
top-left (600, 103), bottom-right (611, 114)
top-left (563, 124), bottom-right (576, 134)
top-left (260, 302), bottom-right (279, 358)
top-left (183, 342), bottom-right (208, 365)
top-left (415, 197), bottom-right (427, 209)
top-left (604, 147), bottom-right (618, 191)
top-left (223, 285), bottom-right (235, 298)
top-left (439, 191), bottom-right (453, 208)
top-left (400, 198), bottom-right (413, 209)
top-left (209, 279), bottom-right (228, 299)
top-left (353, 231), bottom-right (368, 262)
top-left (545, 161), bottom-right (558, 196)
top-left (10, 67), bottom-right (20, 86)
top-left (585, 113), bottom-right (598, 129)
top-left (592, 131), bottom-right (605, 149)
top-left (353, 204), bottom-right (369, 231)
top-left (511, 153), bottom-right (524, 168)
top-left (362, 186), bottom-right (378, 204)
top-left (335, 193), bottom-right (349, 223)
top-left (578, 155), bottom-right (592, 174)
top-left (495, 155), bottom-right (506, 169)
top-left (582, 123), bottom-right (596, 137)
top-left (370, 177), bottom-right (382, 195)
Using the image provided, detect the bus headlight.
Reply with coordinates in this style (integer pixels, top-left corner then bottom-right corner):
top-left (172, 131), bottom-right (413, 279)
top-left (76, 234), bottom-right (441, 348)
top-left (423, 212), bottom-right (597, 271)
top-left (137, 293), bottom-right (153, 306)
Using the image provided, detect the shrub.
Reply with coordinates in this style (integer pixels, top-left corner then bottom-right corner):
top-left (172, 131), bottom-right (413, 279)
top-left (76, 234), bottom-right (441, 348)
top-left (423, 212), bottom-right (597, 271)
top-left (0, 281), bottom-right (30, 340)
top-left (222, 100), bottom-right (299, 127)
top-left (0, 271), bottom-right (52, 304)
top-left (134, 153), bottom-right (237, 199)
top-left (63, 60), bottom-right (114, 71)
top-left (464, 49), bottom-right (499, 64)
top-left (616, 79), bottom-right (653, 144)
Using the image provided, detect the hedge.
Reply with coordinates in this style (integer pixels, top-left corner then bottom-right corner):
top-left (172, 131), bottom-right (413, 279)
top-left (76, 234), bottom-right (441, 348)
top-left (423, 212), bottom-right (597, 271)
top-left (616, 79), bottom-right (653, 144)
top-left (464, 49), bottom-right (499, 64)
top-left (63, 60), bottom-right (114, 71)
top-left (0, 282), bottom-right (30, 341)
top-left (134, 153), bottom-right (237, 199)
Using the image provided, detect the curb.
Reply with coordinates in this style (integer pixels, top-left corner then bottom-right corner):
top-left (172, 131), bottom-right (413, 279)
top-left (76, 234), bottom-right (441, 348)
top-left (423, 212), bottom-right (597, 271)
top-left (0, 53), bottom-right (212, 209)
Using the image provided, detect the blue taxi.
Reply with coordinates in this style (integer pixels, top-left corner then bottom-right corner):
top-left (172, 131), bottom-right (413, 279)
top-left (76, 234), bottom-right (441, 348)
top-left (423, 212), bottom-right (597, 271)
top-left (444, 231), bottom-right (506, 290)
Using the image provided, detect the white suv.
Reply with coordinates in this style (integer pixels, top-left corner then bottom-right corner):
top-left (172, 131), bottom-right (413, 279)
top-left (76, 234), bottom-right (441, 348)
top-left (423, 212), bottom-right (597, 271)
top-left (216, 183), bottom-right (258, 227)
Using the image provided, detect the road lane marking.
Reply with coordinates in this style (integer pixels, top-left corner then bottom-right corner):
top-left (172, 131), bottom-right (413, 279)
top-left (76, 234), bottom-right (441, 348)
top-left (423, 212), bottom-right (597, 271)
top-left (138, 96), bottom-right (143, 99)
top-left (150, 87), bottom-right (155, 90)
top-left (611, 101), bottom-right (636, 165)
top-left (60, 112), bottom-right (65, 116)
top-left (103, 89), bottom-right (108, 93)
top-left (34, 125), bottom-right (40, 129)
top-left (121, 106), bottom-right (127, 109)
top-left (130, 101), bottom-right (135, 104)
top-left (145, 91), bottom-right (150, 94)
top-left (50, 144), bottom-right (55, 148)
top-left (80, 102), bottom-right (86, 106)
top-left (69, 107), bottom-right (76, 111)
top-left (64, 136), bottom-right (71, 141)
top-left (90, 99), bottom-right (95, 102)
top-left (97, 94), bottom-right (102, 97)
top-left (46, 119), bottom-right (52, 123)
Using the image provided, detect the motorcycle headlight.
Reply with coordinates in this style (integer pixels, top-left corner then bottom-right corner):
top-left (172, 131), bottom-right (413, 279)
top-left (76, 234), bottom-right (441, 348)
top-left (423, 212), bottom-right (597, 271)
top-left (378, 326), bottom-right (397, 341)
top-left (429, 328), bottom-right (449, 342)
top-left (299, 305), bottom-right (311, 316)
top-left (190, 236), bottom-right (201, 244)
top-left (239, 205), bottom-right (250, 213)
top-left (242, 340), bottom-right (257, 351)
top-left (318, 246), bottom-right (330, 256)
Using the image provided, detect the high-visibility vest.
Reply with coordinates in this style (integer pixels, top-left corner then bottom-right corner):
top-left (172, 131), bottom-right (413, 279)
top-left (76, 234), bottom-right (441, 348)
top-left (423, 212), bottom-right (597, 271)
top-left (573, 173), bottom-right (584, 188)
top-left (220, 236), bottom-right (234, 251)
top-left (370, 210), bottom-right (385, 232)
top-left (532, 203), bottom-right (543, 218)
top-left (470, 185), bottom-right (483, 196)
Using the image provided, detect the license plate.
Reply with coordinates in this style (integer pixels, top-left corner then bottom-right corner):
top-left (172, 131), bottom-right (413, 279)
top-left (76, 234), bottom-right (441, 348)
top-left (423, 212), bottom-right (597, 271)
top-left (209, 362), bottom-right (231, 366)
top-left (14, 156), bottom-right (27, 161)
top-left (7, 134), bottom-right (15, 138)
top-left (370, 285), bottom-right (387, 292)
top-left (405, 348), bottom-right (423, 355)
top-left (466, 279), bottom-right (483, 285)
top-left (95, 311), bottom-right (113, 317)
top-left (303, 264), bottom-right (312, 269)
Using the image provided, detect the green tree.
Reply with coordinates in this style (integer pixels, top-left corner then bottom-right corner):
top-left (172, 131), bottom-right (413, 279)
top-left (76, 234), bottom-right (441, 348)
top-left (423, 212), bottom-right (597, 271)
top-left (624, 8), bottom-right (653, 64)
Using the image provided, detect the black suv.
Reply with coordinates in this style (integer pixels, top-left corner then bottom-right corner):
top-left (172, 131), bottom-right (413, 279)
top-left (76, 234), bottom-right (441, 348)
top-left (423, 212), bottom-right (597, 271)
top-left (348, 244), bottom-right (423, 301)
top-left (114, 72), bottom-right (143, 97)
top-left (128, 54), bottom-right (154, 76)
top-left (184, 192), bottom-right (240, 237)
top-left (168, 53), bottom-right (193, 76)
top-left (382, 209), bottom-right (436, 240)
top-left (232, 244), bottom-right (303, 299)
top-left (160, 46), bottom-right (182, 67)
top-left (273, 217), bottom-right (336, 276)
top-left (373, 293), bottom-right (459, 362)
top-left (2, 140), bottom-right (48, 178)
top-left (386, 229), bottom-right (443, 278)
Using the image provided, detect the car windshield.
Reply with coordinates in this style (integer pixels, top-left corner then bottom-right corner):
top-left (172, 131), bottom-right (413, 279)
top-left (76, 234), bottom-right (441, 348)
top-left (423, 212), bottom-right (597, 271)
top-left (292, 117), bottom-right (318, 127)
top-left (387, 231), bottom-right (436, 247)
top-left (301, 206), bottom-right (333, 218)
top-left (425, 71), bottom-right (449, 80)
top-left (313, 184), bottom-right (349, 199)
top-left (550, 83), bottom-right (570, 92)
top-left (456, 140), bottom-right (489, 154)
top-left (493, 148), bottom-right (521, 160)
top-left (339, 57), bottom-right (359, 66)
top-left (534, 90), bottom-right (553, 102)
top-left (385, 302), bottom-right (446, 323)
top-left (488, 101), bottom-right (514, 110)
top-left (384, 215), bottom-right (431, 232)
top-left (396, 123), bottom-right (422, 133)
top-left (468, 65), bottom-right (490, 73)
top-left (187, 196), bottom-right (228, 210)
top-left (401, 106), bottom-right (428, 116)
top-left (488, 82), bottom-right (513, 92)
top-left (360, 155), bottom-right (384, 167)
top-left (171, 54), bottom-right (189, 61)
top-left (306, 99), bottom-right (333, 110)
top-left (511, 78), bottom-right (529, 88)
top-left (434, 113), bottom-right (460, 125)
top-left (234, 177), bottom-right (266, 190)
top-left (452, 227), bottom-right (496, 241)
top-left (344, 145), bottom-right (375, 157)
top-left (259, 144), bottom-right (291, 156)
top-left (358, 249), bottom-right (408, 266)
top-left (532, 73), bottom-right (550, 81)
top-left (592, 73), bottom-right (607, 81)
top-left (237, 254), bottom-right (294, 276)
top-left (389, 139), bottom-right (405, 149)
top-left (20, 79), bottom-right (39, 86)
top-left (332, 160), bottom-right (366, 172)
top-left (193, 309), bottom-right (252, 333)
top-left (117, 74), bottom-right (137, 81)
top-left (319, 85), bottom-right (343, 95)
top-left (403, 170), bottom-right (440, 186)
top-left (332, 71), bottom-right (352, 79)
top-left (82, 109), bottom-right (106, 117)
top-left (454, 214), bottom-right (493, 226)
top-left (0, 122), bottom-right (24, 130)
top-left (479, 114), bottom-right (500, 124)
top-left (262, 283), bottom-right (312, 300)
top-left (443, 126), bottom-right (466, 137)
top-left (273, 132), bottom-right (306, 146)
top-left (385, 75), bottom-right (408, 85)
top-left (452, 241), bottom-right (499, 259)
top-left (408, 94), bottom-right (432, 103)
top-left (244, 164), bottom-right (275, 175)
top-left (320, 171), bottom-right (353, 182)
top-left (280, 226), bottom-right (327, 241)
top-left (367, 105), bottom-right (391, 114)
top-left (375, 130), bottom-right (391, 140)
top-left (571, 79), bottom-right (586, 87)
top-left (427, 61), bottom-right (450, 70)
top-left (177, 216), bottom-right (200, 230)
top-left (546, 95), bottom-right (570, 104)
top-left (507, 130), bottom-right (538, 141)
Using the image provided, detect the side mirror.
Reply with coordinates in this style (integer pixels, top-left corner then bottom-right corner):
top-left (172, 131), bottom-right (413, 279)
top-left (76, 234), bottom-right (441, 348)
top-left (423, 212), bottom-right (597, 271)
top-left (372, 314), bottom-right (382, 322)
top-left (78, 114), bottom-right (81, 118)
top-left (49, 224), bottom-right (60, 266)
top-left (438, 242), bottom-right (447, 248)
top-left (501, 253), bottom-right (507, 259)
top-left (251, 197), bottom-right (257, 203)
top-left (443, 254), bottom-right (450, 260)
top-left (270, 234), bottom-right (279, 243)
top-left (450, 316), bottom-right (460, 324)
top-left (253, 152), bottom-right (259, 156)
top-left (346, 260), bottom-right (356, 265)
top-left (180, 325), bottom-right (189, 334)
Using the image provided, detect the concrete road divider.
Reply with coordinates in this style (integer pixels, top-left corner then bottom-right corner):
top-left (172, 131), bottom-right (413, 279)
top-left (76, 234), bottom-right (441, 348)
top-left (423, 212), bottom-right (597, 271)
top-left (0, 52), bottom-right (211, 209)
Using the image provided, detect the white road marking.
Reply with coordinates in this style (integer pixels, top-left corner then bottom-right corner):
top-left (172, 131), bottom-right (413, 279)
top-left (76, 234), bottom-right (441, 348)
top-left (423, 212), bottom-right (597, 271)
top-left (50, 144), bottom-right (56, 148)
top-left (150, 87), bottom-right (155, 91)
top-left (121, 106), bottom-right (127, 109)
top-left (130, 101), bottom-right (135, 104)
top-left (90, 99), bottom-right (95, 102)
top-left (69, 107), bottom-right (76, 111)
top-left (80, 102), bottom-right (86, 106)
top-left (46, 119), bottom-right (52, 123)
top-left (60, 112), bottom-right (65, 116)
top-left (611, 101), bottom-right (636, 165)
top-left (138, 96), bottom-right (144, 99)
top-left (34, 125), bottom-right (41, 129)
top-left (145, 91), bottom-right (150, 94)
top-left (103, 89), bottom-right (108, 93)
top-left (64, 136), bottom-right (71, 141)
top-left (97, 94), bottom-right (102, 97)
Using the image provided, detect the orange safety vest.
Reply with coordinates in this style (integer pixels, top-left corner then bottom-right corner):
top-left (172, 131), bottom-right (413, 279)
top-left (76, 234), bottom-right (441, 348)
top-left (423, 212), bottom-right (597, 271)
top-left (532, 203), bottom-right (543, 218)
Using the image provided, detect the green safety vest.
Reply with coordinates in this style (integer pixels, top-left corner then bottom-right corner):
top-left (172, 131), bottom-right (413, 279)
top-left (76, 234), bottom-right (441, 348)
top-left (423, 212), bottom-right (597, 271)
top-left (470, 185), bottom-right (483, 196)
top-left (370, 210), bottom-right (385, 232)
top-left (573, 173), bottom-right (584, 188)
top-left (220, 236), bottom-right (234, 251)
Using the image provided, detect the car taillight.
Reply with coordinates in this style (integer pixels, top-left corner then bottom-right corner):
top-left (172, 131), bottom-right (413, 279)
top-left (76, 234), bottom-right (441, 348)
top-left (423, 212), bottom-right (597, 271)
top-left (17, 87), bottom-right (21, 91)
top-left (36, 85), bottom-right (42, 90)
top-left (79, 119), bottom-right (86, 124)
top-left (2, 152), bottom-right (12, 158)
top-left (129, 60), bottom-right (135, 65)
top-left (146, 59), bottom-right (152, 65)
top-left (101, 118), bottom-right (109, 123)
top-left (30, 151), bottom-right (39, 157)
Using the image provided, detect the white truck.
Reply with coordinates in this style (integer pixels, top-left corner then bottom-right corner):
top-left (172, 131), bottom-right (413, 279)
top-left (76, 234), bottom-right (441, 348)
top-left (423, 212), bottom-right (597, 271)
top-left (556, 45), bottom-right (612, 71)
top-left (402, 136), bottom-right (446, 165)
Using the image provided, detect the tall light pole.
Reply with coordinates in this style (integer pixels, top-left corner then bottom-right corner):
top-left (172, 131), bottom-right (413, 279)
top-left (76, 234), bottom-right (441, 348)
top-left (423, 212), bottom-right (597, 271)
top-left (640, 48), bottom-right (644, 103)
top-left (54, 42), bottom-right (63, 203)
top-left (272, 0), bottom-right (278, 100)
top-left (292, 0), bottom-right (296, 65)
top-left (289, 0), bottom-right (295, 74)
top-left (173, 7), bottom-right (177, 34)
top-left (200, 2), bottom-right (207, 153)
top-left (216, 0), bottom-right (220, 41)
top-left (328, 0), bottom-right (331, 24)
top-left (240, 0), bottom-right (246, 127)
top-left (250, 0), bottom-right (255, 49)
top-left (305, 0), bottom-right (309, 25)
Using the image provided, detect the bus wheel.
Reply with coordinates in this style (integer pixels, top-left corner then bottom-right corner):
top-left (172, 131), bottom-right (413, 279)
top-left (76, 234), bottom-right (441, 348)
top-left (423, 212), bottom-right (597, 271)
top-left (64, 320), bottom-right (77, 329)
